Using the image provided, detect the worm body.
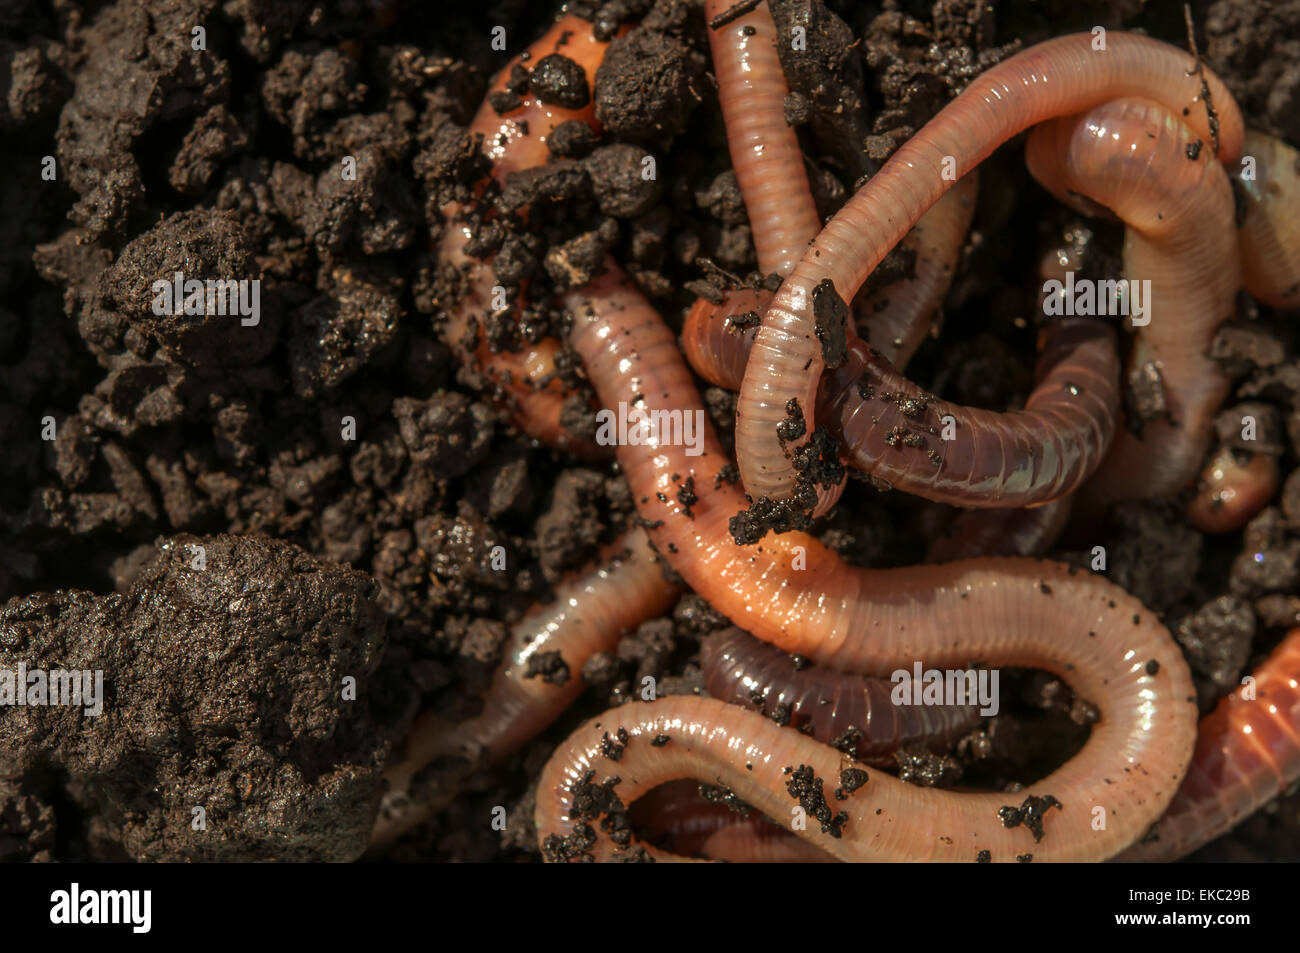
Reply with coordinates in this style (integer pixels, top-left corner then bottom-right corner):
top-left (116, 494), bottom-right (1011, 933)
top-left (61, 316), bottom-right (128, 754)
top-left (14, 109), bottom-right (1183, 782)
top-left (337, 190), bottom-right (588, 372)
top-left (857, 175), bottom-right (980, 367)
top-left (701, 626), bottom-right (982, 765)
top-left (373, 527), bottom-right (677, 845)
top-left (1026, 97), bottom-right (1240, 500)
top-left (735, 32), bottom-right (1243, 509)
top-left (926, 497), bottom-right (1073, 563)
top-left (1187, 448), bottom-right (1280, 534)
top-left (1235, 131), bottom-right (1300, 309)
top-left (439, 16), bottom-right (611, 453)
top-left (685, 300), bottom-right (1120, 507)
top-left (560, 266), bottom-right (1195, 860)
top-left (1118, 629), bottom-right (1300, 862)
top-left (630, 780), bottom-right (835, 862)
top-left (706, 0), bottom-right (821, 277)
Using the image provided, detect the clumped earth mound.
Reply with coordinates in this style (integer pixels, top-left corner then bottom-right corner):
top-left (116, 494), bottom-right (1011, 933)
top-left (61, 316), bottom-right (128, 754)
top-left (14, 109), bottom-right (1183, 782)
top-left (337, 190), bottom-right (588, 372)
top-left (0, 0), bottom-right (1297, 861)
top-left (0, 533), bottom-right (386, 861)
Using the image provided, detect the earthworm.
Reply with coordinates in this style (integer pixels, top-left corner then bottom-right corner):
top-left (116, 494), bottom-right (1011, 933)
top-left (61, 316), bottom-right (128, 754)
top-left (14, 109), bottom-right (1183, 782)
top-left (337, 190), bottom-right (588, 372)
top-left (1234, 131), bottom-right (1300, 310)
top-left (629, 780), bottom-right (834, 862)
top-left (438, 15), bottom-right (612, 454)
top-left (1025, 97), bottom-right (1240, 500)
top-left (684, 294), bottom-right (1121, 507)
top-left (1118, 628), bottom-right (1300, 862)
top-left (1187, 447), bottom-right (1280, 534)
top-left (706, 0), bottom-right (822, 278)
top-left (681, 174), bottom-right (977, 380)
top-left (372, 526), bottom-right (677, 846)
top-left (926, 497), bottom-right (1073, 563)
top-left (557, 264), bottom-right (1195, 860)
top-left (701, 626), bottom-right (982, 765)
top-left (734, 32), bottom-right (1243, 511)
top-left (855, 175), bottom-right (980, 368)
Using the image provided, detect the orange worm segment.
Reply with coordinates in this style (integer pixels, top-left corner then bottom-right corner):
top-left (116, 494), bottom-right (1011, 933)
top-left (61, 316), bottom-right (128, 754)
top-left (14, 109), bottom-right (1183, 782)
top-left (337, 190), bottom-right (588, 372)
top-left (1027, 97), bottom-right (1240, 500)
top-left (557, 264), bottom-right (1195, 861)
top-left (1118, 629), bottom-right (1300, 862)
top-left (1187, 448), bottom-right (1280, 534)
top-left (734, 32), bottom-right (1244, 510)
top-left (371, 527), bottom-right (676, 846)
top-left (705, 0), bottom-right (823, 278)
top-left (437, 15), bottom-right (612, 454)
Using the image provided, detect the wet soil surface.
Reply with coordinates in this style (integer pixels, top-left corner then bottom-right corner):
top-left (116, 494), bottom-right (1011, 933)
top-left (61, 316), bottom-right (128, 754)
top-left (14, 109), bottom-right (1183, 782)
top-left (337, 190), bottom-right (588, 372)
top-left (0, 0), bottom-right (1297, 862)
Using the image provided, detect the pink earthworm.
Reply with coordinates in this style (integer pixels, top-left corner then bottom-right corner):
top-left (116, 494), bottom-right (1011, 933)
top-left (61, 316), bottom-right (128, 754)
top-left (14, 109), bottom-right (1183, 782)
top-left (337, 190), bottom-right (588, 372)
top-left (629, 780), bottom-right (834, 862)
top-left (553, 263), bottom-right (1195, 860)
top-left (855, 175), bottom-right (980, 368)
top-left (1234, 131), bottom-right (1300, 310)
top-left (706, 0), bottom-right (822, 278)
top-left (1118, 628), bottom-right (1300, 862)
top-left (683, 292), bottom-right (1121, 508)
top-left (1186, 447), bottom-right (1280, 535)
top-left (1025, 97), bottom-right (1240, 501)
top-left (701, 626), bottom-right (982, 765)
top-left (703, 0), bottom-right (848, 518)
top-left (371, 526), bottom-right (677, 846)
top-left (923, 227), bottom-right (1104, 563)
top-left (438, 16), bottom-right (614, 455)
top-left (734, 32), bottom-right (1244, 512)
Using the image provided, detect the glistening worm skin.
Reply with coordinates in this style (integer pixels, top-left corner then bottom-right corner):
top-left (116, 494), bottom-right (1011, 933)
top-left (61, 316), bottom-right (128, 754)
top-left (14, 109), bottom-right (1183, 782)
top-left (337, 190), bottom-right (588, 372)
top-left (706, 0), bottom-right (822, 278)
top-left (856, 175), bottom-right (980, 368)
top-left (703, 0), bottom-right (847, 520)
top-left (438, 16), bottom-right (611, 454)
top-left (701, 626), bottom-right (982, 765)
top-left (734, 32), bottom-right (1243, 510)
top-left (1187, 448), bottom-right (1280, 534)
top-left (372, 527), bottom-right (677, 846)
top-left (1118, 629), bottom-right (1300, 862)
top-left (684, 296), bottom-right (1121, 508)
top-left (1026, 97), bottom-right (1240, 500)
top-left (560, 265), bottom-right (1196, 860)
top-left (1235, 131), bottom-right (1300, 309)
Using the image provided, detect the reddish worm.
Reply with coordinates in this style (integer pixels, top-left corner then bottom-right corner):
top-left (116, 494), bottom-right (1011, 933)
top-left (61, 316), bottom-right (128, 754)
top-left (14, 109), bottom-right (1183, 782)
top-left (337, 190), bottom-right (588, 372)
top-left (436, 19), bottom-right (612, 455)
top-left (1026, 96), bottom-right (1240, 501)
top-left (734, 33), bottom-right (1243, 512)
top-left (1119, 629), bottom-right (1300, 862)
top-left (543, 263), bottom-right (1196, 861)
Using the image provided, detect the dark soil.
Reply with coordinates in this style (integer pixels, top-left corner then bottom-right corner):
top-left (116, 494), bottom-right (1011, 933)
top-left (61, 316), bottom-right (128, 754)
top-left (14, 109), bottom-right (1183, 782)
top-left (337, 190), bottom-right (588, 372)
top-left (0, 0), bottom-right (1297, 863)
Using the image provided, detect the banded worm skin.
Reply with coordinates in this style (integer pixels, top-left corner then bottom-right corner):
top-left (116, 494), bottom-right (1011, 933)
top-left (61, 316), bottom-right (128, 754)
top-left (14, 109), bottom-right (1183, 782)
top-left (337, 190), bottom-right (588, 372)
top-left (705, 0), bottom-right (822, 278)
top-left (1119, 629), bottom-right (1300, 862)
top-left (701, 626), bottom-right (982, 765)
top-left (856, 175), bottom-right (980, 368)
top-left (1026, 97), bottom-right (1240, 501)
top-left (372, 527), bottom-right (677, 847)
top-left (734, 32), bottom-right (1243, 510)
top-left (683, 295), bottom-right (1120, 508)
top-left (556, 264), bottom-right (1196, 861)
